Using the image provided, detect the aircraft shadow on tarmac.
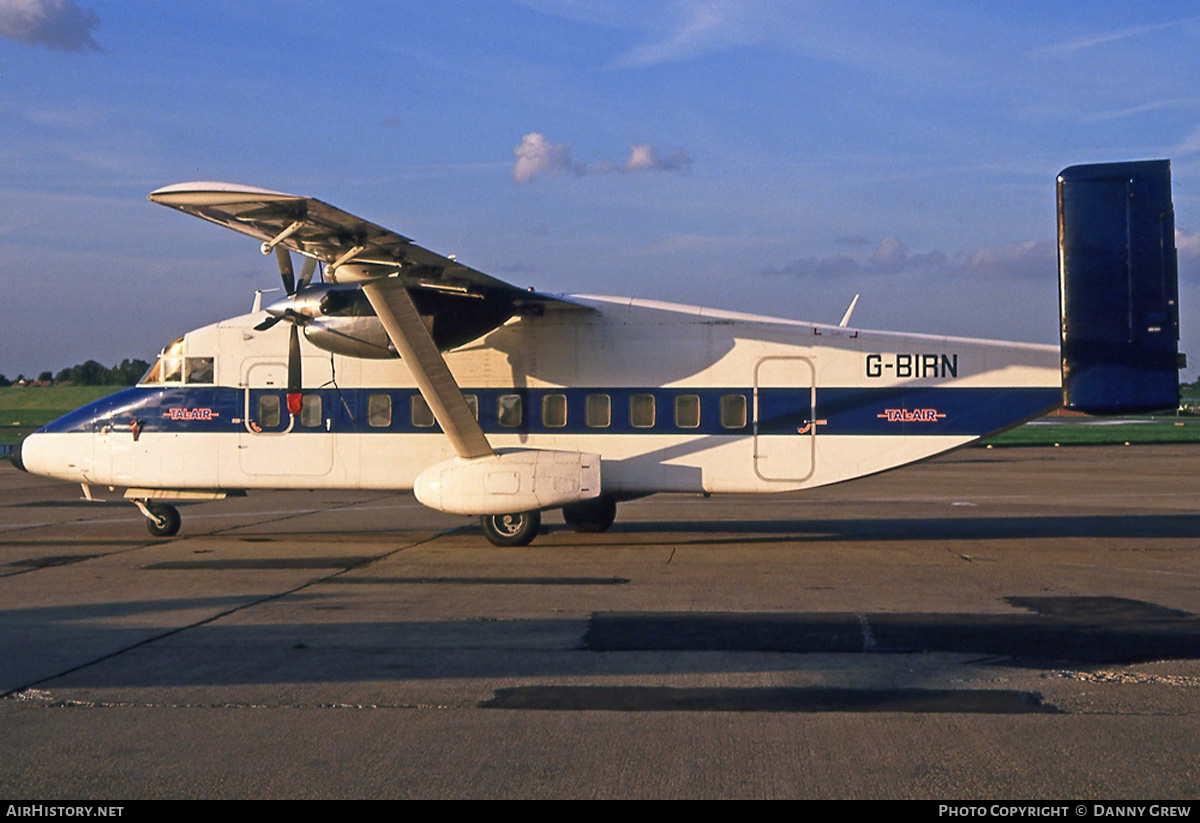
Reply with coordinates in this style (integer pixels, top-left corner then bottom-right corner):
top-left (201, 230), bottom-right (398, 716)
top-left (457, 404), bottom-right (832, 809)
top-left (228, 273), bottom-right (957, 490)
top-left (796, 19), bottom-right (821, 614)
top-left (533, 513), bottom-right (1200, 544)
top-left (4, 595), bottom-right (1196, 701)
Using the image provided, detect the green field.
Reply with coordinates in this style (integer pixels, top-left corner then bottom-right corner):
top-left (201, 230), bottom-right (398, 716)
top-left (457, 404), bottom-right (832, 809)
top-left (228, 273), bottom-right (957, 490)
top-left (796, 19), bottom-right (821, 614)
top-left (0, 386), bottom-right (123, 445)
top-left (981, 416), bottom-right (1200, 447)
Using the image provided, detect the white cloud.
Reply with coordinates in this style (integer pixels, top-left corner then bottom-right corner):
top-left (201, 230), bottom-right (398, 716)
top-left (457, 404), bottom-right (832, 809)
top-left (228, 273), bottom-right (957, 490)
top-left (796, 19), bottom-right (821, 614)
top-left (1177, 228), bottom-right (1200, 257)
top-left (1171, 125), bottom-right (1200, 157)
top-left (1037, 17), bottom-right (1199, 57)
top-left (612, 1), bottom-right (744, 68)
top-left (762, 237), bottom-right (1050, 281)
top-left (0, 0), bottom-right (103, 52)
top-left (513, 133), bottom-right (582, 183)
top-left (1177, 229), bottom-right (1200, 283)
top-left (625, 144), bottom-right (691, 172)
top-left (513, 133), bottom-right (691, 183)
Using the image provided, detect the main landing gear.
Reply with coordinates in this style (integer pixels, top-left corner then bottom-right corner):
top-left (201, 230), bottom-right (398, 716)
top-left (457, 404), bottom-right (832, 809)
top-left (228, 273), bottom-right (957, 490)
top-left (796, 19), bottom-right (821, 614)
top-left (478, 497), bottom-right (620, 547)
top-left (561, 497), bottom-right (617, 533)
top-left (133, 500), bottom-right (181, 537)
top-left (480, 511), bottom-right (541, 547)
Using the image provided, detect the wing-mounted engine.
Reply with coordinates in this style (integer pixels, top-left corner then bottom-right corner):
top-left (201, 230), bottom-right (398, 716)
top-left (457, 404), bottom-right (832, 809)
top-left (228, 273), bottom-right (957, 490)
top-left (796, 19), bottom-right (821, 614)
top-left (261, 282), bottom-right (533, 360)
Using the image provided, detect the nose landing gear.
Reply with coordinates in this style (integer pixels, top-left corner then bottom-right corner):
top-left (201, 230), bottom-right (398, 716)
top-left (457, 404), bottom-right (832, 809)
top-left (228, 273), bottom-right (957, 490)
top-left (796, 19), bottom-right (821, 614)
top-left (132, 500), bottom-right (182, 537)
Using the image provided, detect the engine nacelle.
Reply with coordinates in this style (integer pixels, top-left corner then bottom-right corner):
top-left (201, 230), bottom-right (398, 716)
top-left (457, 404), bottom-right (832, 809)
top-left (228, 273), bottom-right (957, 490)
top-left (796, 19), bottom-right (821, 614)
top-left (414, 450), bottom-right (601, 515)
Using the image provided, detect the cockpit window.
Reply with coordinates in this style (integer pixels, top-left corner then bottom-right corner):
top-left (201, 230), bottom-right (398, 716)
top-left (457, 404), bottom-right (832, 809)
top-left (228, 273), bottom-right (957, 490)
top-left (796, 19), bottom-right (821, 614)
top-left (140, 339), bottom-right (215, 385)
top-left (185, 357), bottom-right (214, 384)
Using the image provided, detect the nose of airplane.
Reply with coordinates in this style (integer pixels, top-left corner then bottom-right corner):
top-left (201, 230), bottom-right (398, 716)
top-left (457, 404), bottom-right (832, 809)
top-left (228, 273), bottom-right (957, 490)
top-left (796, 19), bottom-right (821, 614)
top-left (10, 431), bottom-right (73, 481)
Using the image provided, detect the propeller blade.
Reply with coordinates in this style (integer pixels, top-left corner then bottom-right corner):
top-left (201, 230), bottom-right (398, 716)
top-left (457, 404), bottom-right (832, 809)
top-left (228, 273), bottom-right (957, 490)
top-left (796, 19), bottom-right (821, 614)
top-left (298, 257), bottom-right (317, 291)
top-left (275, 245), bottom-right (296, 296)
top-left (287, 323), bottom-right (302, 415)
top-left (254, 315), bottom-right (283, 332)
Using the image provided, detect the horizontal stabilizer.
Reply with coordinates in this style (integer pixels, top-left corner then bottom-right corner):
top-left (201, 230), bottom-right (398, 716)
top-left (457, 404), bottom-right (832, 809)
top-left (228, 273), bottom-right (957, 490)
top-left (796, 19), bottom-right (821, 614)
top-left (1058, 160), bottom-right (1181, 414)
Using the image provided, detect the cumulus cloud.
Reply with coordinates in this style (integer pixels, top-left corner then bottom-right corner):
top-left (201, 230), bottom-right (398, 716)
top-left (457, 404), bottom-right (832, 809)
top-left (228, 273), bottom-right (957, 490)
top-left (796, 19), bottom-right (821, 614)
top-left (964, 240), bottom-right (1056, 279)
top-left (1177, 228), bottom-right (1200, 281)
top-left (0, 0), bottom-right (103, 52)
top-left (1177, 228), bottom-right (1200, 256)
top-left (513, 133), bottom-right (583, 183)
top-left (625, 143), bottom-right (691, 173)
top-left (762, 237), bottom-right (1052, 281)
top-left (513, 132), bottom-right (691, 183)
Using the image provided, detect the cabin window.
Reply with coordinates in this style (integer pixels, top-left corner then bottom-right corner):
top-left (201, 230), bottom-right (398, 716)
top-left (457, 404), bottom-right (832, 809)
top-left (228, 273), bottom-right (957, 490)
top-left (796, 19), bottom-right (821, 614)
top-left (463, 394), bottom-right (479, 420)
top-left (542, 394), bottom-right (567, 428)
top-left (674, 394), bottom-right (701, 428)
top-left (586, 394), bottom-right (610, 428)
top-left (498, 394), bottom-right (523, 428)
top-left (411, 395), bottom-right (435, 428)
top-left (630, 394), bottom-right (655, 428)
top-left (720, 394), bottom-right (747, 429)
top-left (367, 394), bottom-right (392, 428)
top-left (300, 394), bottom-right (322, 428)
top-left (185, 357), bottom-right (214, 384)
top-left (257, 394), bottom-right (281, 429)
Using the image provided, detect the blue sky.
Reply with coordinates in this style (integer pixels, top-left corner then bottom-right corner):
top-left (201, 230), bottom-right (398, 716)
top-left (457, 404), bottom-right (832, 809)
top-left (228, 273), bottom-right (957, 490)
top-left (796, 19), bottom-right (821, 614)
top-left (3, 1), bottom-right (1200, 379)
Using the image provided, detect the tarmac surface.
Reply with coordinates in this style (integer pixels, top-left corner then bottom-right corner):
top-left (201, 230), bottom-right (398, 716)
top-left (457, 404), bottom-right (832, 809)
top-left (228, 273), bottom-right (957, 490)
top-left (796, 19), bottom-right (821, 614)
top-left (1, 445), bottom-right (1198, 799)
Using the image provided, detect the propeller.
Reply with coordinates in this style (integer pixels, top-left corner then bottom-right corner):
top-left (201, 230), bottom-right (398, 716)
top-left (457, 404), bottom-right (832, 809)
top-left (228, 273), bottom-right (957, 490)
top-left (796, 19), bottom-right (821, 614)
top-left (256, 247), bottom-right (320, 416)
top-left (274, 246), bottom-right (318, 296)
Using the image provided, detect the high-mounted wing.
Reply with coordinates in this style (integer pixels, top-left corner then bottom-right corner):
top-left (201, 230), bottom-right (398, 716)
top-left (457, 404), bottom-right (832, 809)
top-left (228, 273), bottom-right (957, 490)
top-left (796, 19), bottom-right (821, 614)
top-left (148, 182), bottom-right (584, 461)
top-left (148, 182), bottom-right (581, 311)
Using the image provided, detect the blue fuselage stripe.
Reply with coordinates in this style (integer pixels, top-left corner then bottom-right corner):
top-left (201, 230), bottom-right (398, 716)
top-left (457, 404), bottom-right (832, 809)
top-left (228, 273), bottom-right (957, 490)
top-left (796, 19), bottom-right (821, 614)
top-left (39, 385), bottom-right (1062, 438)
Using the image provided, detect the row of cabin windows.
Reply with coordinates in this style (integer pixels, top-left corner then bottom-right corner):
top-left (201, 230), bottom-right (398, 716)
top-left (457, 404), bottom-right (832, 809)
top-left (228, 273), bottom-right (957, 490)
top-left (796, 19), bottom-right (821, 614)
top-left (258, 392), bottom-right (749, 431)
top-left (376, 392), bottom-right (747, 430)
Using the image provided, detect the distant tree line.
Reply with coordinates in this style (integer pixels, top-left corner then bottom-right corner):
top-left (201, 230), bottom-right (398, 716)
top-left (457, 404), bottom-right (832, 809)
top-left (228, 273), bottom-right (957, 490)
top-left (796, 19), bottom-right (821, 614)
top-left (0, 359), bottom-right (151, 387)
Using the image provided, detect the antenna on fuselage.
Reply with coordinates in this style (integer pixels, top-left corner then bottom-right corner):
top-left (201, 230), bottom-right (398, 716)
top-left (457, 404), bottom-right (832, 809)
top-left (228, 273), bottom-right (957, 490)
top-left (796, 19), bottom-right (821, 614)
top-left (839, 294), bottom-right (860, 327)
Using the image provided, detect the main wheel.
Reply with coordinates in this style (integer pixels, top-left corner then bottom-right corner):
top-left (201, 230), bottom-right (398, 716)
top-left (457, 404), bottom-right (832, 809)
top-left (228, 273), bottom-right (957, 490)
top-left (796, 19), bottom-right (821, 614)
top-left (145, 503), bottom-right (181, 537)
top-left (561, 497), bottom-right (617, 533)
top-left (480, 511), bottom-right (541, 547)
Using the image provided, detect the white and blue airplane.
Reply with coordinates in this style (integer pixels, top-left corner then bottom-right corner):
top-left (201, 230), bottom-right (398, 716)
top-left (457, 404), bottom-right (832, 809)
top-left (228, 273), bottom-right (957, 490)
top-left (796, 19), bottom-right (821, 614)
top-left (15, 160), bottom-right (1182, 545)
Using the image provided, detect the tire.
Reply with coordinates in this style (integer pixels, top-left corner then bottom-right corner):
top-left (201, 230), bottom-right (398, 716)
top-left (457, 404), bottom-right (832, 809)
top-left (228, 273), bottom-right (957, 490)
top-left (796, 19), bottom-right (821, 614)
top-left (561, 497), bottom-right (617, 533)
top-left (480, 511), bottom-right (541, 547)
top-left (145, 503), bottom-right (181, 537)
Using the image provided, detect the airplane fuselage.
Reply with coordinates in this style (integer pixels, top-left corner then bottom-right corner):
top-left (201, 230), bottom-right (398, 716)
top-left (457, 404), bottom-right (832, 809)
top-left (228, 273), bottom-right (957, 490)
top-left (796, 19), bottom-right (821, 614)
top-left (21, 295), bottom-right (1061, 497)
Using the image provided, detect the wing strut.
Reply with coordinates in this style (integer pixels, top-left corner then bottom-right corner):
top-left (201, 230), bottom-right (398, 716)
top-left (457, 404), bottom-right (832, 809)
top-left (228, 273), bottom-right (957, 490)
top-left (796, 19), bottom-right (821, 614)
top-left (362, 282), bottom-right (494, 459)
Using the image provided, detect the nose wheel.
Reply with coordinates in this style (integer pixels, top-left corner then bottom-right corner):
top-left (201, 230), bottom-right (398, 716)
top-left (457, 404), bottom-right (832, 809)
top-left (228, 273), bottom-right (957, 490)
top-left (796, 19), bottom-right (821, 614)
top-left (133, 500), bottom-right (181, 537)
top-left (480, 511), bottom-right (541, 547)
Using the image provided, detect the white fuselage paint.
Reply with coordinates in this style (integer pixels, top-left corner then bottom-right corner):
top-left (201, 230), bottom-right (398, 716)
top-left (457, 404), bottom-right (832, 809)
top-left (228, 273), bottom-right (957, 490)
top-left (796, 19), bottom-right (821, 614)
top-left (21, 296), bottom-right (1062, 500)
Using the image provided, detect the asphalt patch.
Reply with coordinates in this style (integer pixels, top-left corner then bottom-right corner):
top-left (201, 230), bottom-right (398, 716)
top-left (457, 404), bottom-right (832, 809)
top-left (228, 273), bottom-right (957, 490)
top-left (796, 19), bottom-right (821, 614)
top-left (324, 576), bottom-right (629, 586)
top-left (145, 557), bottom-right (377, 570)
top-left (9, 554), bottom-right (102, 568)
top-left (482, 686), bottom-right (1059, 714)
top-left (585, 597), bottom-right (1199, 664)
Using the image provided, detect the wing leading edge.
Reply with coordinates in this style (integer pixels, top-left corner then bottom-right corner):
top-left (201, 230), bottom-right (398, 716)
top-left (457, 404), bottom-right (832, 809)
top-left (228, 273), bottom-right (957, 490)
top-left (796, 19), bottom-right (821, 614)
top-left (148, 182), bottom-right (585, 312)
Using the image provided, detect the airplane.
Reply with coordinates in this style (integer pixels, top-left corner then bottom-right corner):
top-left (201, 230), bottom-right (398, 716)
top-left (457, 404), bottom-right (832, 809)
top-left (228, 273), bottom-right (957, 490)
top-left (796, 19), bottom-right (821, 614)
top-left (13, 160), bottom-right (1183, 546)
